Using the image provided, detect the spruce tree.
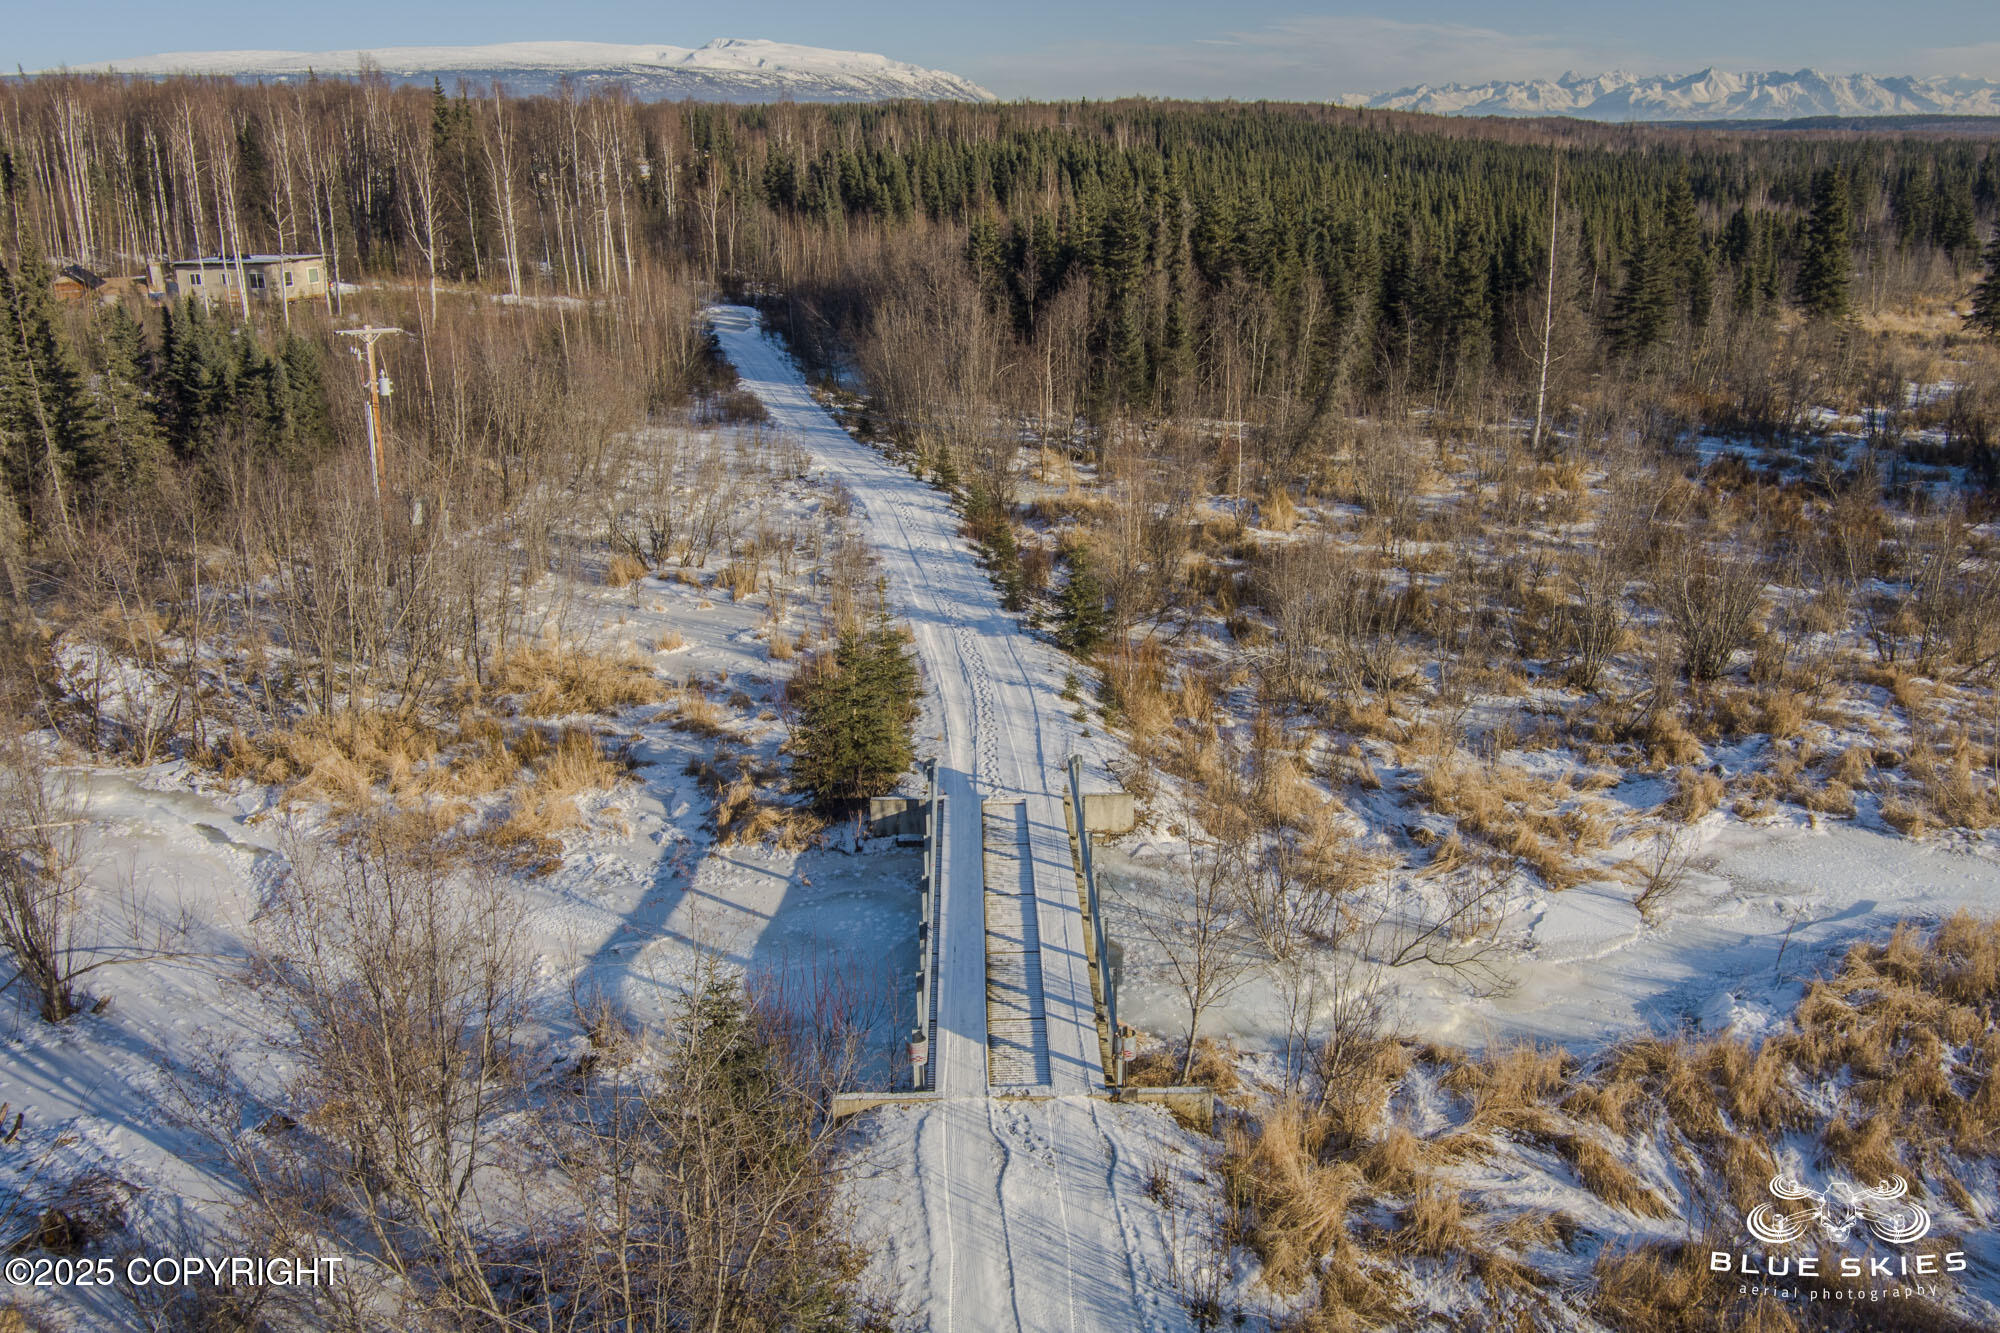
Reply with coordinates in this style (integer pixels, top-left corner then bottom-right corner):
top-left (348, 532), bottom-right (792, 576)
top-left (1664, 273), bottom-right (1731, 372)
top-left (1056, 554), bottom-right (1108, 656)
top-left (1970, 229), bottom-right (2000, 339)
top-left (1439, 225), bottom-right (1491, 385)
top-left (1663, 176), bottom-right (1712, 328)
top-left (1609, 236), bottom-right (1673, 356)
top-left (1112, 302), bottom-right (1149, 405)
top-left (84, 305), bottom-right (167, 491)
top-left (0, 245), bottom-right (98, 528)
top-left (790, 618), bottom-right (919, 807)
top-left (1795, 168), bottom-right (1854, 321)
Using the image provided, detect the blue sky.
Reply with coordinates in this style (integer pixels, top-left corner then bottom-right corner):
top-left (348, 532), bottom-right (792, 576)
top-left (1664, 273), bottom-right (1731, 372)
top-left (14, 1), bottom-right (2000, 97)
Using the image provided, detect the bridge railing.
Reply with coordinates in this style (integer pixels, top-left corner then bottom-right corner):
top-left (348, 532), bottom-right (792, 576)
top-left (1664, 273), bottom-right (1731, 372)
top-left (910, 759), bottom-right (942, 1090)
top-left (1066, 755), bottom-right (1121, 1085)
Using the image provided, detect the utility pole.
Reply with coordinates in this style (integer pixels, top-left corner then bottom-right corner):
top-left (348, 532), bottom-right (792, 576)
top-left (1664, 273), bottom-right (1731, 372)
top-left (336, 326), bottom-right (403, 502)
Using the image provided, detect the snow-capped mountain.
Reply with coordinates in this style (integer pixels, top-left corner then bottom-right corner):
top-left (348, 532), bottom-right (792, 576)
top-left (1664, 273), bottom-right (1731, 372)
top-left (1359, 68), bottom-right (2000, 121)
top-left (46, 38), bottom-right (995, 104)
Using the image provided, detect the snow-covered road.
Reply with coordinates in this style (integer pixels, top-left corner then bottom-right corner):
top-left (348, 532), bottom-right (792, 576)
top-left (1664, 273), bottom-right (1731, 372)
top-left (709, 306), bottom-right (1189, 1333)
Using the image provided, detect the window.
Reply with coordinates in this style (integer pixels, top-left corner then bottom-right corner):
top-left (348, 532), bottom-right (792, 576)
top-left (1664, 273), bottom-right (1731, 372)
top-left (309, 268), bottom-right (320, 283)
top-left (189, 272), bottom-right (201, 285)
top-left (285, 270), bottom-right (295, 286)
top-left (250, 272), bottom-right (264, 289)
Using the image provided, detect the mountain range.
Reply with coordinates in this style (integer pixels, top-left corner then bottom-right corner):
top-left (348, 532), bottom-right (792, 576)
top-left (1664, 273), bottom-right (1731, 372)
top-left (45, 38), bottom-right (995, 104)
top-left (37, 44), bottom-right (2000, 121)
top-left (1354, 68), bottom-right (2000, 121)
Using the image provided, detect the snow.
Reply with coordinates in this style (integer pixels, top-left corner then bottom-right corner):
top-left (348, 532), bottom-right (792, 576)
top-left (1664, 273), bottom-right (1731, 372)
top-left (2, 295), bottom-right (1992, 1326)
top-left (708, 304), bottom-right (1190, 1332)
top-left (1363, 68), bottom-right (2000, 121)
top-left (48, 38), bottom-right (995, 103)
top-left (1107, 811), bottom-right (2000, 1060)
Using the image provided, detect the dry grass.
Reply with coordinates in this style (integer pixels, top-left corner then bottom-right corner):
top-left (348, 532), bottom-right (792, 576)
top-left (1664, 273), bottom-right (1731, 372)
top-left (1592, 1240), bottom-right (1803, 1333)
top-left (1789, 773), bottom-right (1857, 818)
top-left (1330, 743), bottom-right (1383, 791)
top-left (721, 561), bottom-right (761, 601)
top-left (1203, 914), bottom-right (2000, 1326)
top-left (489, 644), bottom-right (667, 717)
top-left (1633, 710), bottom-right (1704, 768)
top-left (1415, 763), bottom-right (1613, 890)
top-left (1101, 640), bottom-right (1172, 740)
top-left (662, 682), bottom-right (729, 737)
top-left (1861, 663), bottom-right (1932, 714)
top-left (1662, 767), bottom-right (1723, 823)
top-left (1560, 1076), bottom-right (1643, 1138)
top-left (1555, 1134), bottom-right (1672, 1218)
top-left (1173, 669), bottom-right (1216, 725)
top-left (1124, 1036), bottom-right (1241, 1093)
top-left (1882, 798), bottom-right (1933, 837)
top-left (684, 751), bottom-right (825, 850)
top-left (219, 711), bottom-right (441, 811)
top-left (1390, 1182), bottom-right (1476, 1258)
top-left (1910, 746), bottom-right (2000, 831)
top-left (1703, 1039), bottom-right (1806, 1133)
top-left (1829, 744), bottom-right (1875, 788)
top-left (1221, 1102), bottom-right (1356, 1293)
top-left (1354, 1126), bottom-right (1433, 1196)
top-left (1767, 915), bottom-right (2000, 1155)
top-left (604, 553), bottom-right (650, 586)
top-left (482, 728), bottom-right (630, 873)
top-left (1259, 486), bottom-right (1299, 533)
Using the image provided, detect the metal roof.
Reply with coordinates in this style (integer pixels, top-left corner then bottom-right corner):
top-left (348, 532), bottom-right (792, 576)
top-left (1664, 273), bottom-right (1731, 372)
top-left (171, 253), bottom-right (324, 265)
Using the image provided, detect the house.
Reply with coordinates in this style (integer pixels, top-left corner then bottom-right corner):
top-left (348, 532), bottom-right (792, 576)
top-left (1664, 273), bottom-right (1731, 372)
top-left (49, 264), bottom-right (106, 303)
top-left (167, 253), bottom-right (327, 306)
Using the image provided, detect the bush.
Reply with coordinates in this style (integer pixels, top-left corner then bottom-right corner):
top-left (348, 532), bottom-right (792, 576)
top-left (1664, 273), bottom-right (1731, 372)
top-left (788, 618), bottom-right (920, 808)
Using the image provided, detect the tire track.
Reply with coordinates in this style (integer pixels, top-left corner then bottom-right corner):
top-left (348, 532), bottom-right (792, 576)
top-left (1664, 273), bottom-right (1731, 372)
top-left (707, 304), bottom-right (1157, 1333)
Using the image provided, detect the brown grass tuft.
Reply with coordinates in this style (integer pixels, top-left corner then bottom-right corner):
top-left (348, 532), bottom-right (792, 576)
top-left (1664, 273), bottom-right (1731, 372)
top-left (1556, 1134), bottom-right (1672, 1218)
top-left (721, 561), bottom-right (761, 601)
top-left (1593, 1240), bottom-right (1802, 1333)
top-left (1259, 486), bottom-right (1299, 533)
top-left (1663, 767), bottom-right (1724, 823)
top-left (1391, 1182), bottom-right (1476, 1258)
top-left (663, 682), bottom-right (729, 736)
top-left (604, 553), bottom-right (650, 586)
top-left (1221, 1101), bottom-right (1361, 1296)
top-left (1640, 710), bottom-right (1705, 768)
top-left (483, 728), bottom-right (627, 873)
top-left (490, 644), bottom-right (666, 717)
top-left (1881, 799), bottom-right (1932, 838)
top-left (1415, 764), bottom-right (1612, 889)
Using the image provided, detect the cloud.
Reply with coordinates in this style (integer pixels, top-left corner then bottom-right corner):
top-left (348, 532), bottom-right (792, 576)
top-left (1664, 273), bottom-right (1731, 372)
top-left (964, 14), bottom-right (1645, 101)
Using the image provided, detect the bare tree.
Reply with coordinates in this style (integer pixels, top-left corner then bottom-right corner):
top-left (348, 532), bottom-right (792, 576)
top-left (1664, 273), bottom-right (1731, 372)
top-left (252, 821), bottom-right (530, 1321)
top-left (0, 737), bottom-right (88, 1022)
top-left (1655, 535), bottom-right (1764, 684)
top-left (1240, 827), bottom-right (1360, 1094)
top-left (1375, 855), bottom-right (1517, 996)
top-left (1632, 824), bottom-right (1695, 922)
top-left (1128, 790), bottom-right (1257, 1083)
top-left (1555, 543), bottom-right (1629, 691)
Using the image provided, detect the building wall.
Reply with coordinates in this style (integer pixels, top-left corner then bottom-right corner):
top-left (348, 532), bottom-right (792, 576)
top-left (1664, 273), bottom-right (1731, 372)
top-left (169, 256), bottom-right (326, 305)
